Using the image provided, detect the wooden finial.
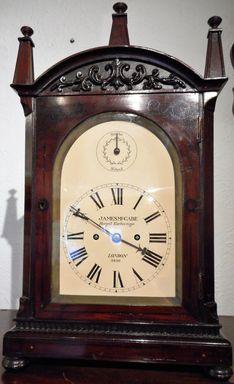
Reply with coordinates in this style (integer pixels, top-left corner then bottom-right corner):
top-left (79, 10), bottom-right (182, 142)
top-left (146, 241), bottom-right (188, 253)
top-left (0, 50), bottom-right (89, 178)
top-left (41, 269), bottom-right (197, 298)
top-left (12, 26), bottom-right (35, 86)
top-left (109, 2), bottom-right (130, 46)
top-left (113, 2), bottom-right (128, 14)
top-left (21, 26), bottom-right (34, 39)
top-left (204, 16), bottom-right (225, 78)
top-left (207, 16), bottom-right (222, 29)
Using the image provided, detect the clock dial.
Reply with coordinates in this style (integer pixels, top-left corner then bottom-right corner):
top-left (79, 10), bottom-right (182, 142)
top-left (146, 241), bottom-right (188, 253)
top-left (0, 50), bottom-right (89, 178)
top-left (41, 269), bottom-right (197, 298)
top-left (53, 115), bottom-right (177, 304)
top-left (96, 131), bottom-right (137, 171)
top-left (63, 183), bottom-right (171, 294)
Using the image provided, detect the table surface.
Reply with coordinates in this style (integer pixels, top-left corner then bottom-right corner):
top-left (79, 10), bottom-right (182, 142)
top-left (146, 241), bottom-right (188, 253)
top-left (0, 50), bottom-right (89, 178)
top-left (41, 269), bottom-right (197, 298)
top-left (0, 310), bottom-right (233, 384)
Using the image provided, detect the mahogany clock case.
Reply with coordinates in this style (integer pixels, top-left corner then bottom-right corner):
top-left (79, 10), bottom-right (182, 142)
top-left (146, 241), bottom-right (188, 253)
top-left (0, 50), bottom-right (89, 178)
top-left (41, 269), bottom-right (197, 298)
top-left (2, 3), bottom-right (232, 381)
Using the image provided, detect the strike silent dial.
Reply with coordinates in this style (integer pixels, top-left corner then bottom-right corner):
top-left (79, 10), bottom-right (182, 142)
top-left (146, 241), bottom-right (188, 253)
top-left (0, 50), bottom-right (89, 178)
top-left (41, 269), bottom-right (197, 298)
top-left (96, 131), bottom-right (137, 171)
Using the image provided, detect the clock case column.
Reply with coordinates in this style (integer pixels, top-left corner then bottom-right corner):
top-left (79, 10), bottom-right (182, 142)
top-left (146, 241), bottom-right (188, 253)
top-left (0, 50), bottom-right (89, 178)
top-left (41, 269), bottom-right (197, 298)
top-left (2, 4), bottom-right (232, 380)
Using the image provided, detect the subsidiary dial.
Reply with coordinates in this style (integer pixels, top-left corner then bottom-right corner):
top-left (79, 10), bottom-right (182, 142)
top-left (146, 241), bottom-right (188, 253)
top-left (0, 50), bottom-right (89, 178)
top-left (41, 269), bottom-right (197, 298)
top-left (96, 131), bottom-right (137, 171)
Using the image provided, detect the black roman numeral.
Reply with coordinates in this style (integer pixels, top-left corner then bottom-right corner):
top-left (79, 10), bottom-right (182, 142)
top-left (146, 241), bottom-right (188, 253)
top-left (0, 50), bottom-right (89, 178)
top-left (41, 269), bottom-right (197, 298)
top-left (70, 247), bottom-right (88, 266)
top-left (133, 194), bottom-right (143, 210)
top-left (87, 263), bottom-right (102, 283)
top-left (113, 271), bottom-right (124, 288)
top-left (111, 188), bottom-right (123, 205)
top-left (144, 211), bottom-right (161, 223)
top-left (142, 248), bottom-right (163, 268)
top-left (67, 232), bottom-right (84, 240)
top-left (132, 268), bottom-right (143, 282)
top-left (90, 192), bottom-right (104, 209)
top-left (149, 233), bottom-right (167, 243)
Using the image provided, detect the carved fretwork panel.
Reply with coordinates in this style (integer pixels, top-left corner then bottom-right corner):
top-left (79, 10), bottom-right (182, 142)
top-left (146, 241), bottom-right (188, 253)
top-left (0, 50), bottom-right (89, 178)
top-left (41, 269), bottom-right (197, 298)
top-left (15, 320), bottom-right (221, 338)
top-left (46, 59), bottom-right (192, 95)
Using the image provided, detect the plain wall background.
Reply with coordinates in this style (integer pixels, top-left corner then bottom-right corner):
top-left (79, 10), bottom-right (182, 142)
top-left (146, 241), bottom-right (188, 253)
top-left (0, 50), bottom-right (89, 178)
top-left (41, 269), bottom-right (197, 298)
top-left (0, 0), bottom-right (233, 314)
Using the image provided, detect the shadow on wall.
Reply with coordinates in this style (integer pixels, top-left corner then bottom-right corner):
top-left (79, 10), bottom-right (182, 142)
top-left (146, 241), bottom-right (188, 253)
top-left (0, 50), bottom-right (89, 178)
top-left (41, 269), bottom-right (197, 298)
top-left (231, 44), bottom-right (234, 116)
top-left (1, 189), bottom-right (23, 309)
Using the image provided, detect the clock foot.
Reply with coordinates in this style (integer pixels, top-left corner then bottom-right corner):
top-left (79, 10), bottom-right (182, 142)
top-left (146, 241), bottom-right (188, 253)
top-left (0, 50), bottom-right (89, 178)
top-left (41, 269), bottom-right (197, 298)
top-left (2, 356), bottom-right (29, 371)
top-left (207, 366), bottom-right (233, 381)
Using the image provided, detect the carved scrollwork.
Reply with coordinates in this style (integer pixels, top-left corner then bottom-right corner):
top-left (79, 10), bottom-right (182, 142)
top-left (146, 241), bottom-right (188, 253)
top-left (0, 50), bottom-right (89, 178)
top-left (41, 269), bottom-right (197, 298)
top-left (50, 59), bottom-right (187, 93)
top-left (143, 69), bottom-right (186, 90)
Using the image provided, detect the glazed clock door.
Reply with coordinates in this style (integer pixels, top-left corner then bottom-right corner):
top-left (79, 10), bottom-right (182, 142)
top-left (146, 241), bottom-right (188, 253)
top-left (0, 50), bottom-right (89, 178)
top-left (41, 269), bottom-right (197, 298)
top-left (52, 113), bottom-right (182, 306)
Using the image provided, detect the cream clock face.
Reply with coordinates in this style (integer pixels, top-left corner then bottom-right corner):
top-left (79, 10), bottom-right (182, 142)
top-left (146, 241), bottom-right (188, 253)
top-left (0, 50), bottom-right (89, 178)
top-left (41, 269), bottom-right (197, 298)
top-left (63, 183), bottom-right (171, 293)
top-left (53, 115), bottom-right (178, 305)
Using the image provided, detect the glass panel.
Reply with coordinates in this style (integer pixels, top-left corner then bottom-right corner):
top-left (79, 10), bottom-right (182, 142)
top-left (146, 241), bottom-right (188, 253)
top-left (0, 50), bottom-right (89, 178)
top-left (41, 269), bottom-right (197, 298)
top-left (52, 113), bottom-right (182, 306)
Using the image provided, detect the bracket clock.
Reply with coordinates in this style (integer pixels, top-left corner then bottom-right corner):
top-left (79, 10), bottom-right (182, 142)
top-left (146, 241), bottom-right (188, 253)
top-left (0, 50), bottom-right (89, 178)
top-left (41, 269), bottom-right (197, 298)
top-left (2, 2), bottom-right (233, 380)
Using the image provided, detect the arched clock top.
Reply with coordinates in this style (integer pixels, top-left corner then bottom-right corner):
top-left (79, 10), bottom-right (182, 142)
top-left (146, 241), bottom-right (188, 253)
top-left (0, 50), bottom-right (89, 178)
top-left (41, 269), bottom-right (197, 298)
top-left (11, 46), bottom-right (227, 98)
top-left (11, 6), bottom-right (227, 98)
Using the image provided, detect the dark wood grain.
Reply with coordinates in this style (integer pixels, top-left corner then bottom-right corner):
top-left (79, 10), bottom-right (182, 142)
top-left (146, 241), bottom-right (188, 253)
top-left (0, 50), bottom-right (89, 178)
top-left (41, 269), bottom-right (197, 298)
top-left (2, 3), bottom-right (232, 380)
top-left (1, 311), bottom-right (234, 383)
top-left (109, 2), bottom-right (130, 45)
top-left (12, 26), bottom-right (34, 87)
top-left (204, 16), bottom-right (225, 78)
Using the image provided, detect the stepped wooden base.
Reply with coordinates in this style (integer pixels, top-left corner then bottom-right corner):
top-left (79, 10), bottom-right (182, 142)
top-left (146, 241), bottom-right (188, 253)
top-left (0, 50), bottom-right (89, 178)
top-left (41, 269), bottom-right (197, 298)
top-left (2, 326), bottom-right (232, 380)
